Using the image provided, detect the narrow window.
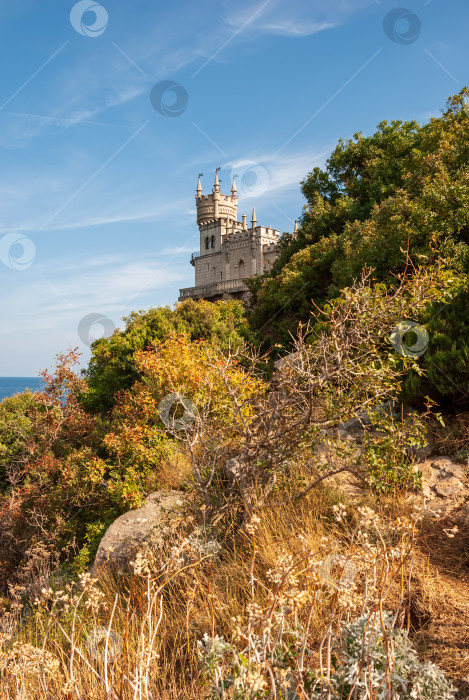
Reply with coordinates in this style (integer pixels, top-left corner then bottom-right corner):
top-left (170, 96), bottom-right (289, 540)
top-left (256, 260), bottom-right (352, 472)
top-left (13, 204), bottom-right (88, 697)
top-left (211, 235), bottom-right (215, 248)
top-left (205, 236), bottom-right (210, 250)
top-left (239, 259), bottom-right (245, 278)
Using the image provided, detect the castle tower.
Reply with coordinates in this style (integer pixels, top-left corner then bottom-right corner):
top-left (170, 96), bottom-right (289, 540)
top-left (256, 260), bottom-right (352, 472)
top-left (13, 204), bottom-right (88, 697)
top-left (195, 171), bottom-right (238, 228)
top-left (179, 171), bottom-right (285, 302)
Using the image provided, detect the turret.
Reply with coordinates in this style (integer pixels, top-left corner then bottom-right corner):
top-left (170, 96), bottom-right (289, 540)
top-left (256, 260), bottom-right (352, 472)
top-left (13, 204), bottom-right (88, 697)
top-left (195, 169), bottom-right (238, 227)
top-left (213, 171), bottom-right (220, 217)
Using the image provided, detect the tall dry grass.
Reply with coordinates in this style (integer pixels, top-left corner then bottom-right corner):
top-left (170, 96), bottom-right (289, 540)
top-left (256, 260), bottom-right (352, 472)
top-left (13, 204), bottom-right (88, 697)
top-left (1, 477), bottom-right (457, 699)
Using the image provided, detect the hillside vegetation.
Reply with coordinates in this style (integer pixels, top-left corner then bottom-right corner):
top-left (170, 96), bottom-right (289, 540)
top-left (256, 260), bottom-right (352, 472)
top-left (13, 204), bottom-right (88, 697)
top-left (248, 89), bottom-right (469, 407)
top-left (0, 91), bottom-right (468, 698)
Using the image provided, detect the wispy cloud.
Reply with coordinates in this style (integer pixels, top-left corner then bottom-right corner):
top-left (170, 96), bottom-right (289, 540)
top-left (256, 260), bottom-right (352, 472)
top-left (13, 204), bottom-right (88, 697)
top-left (225, 0), bottom-right (368, 39)
top-left (0, 249), bottom-right (189, 373)
top-left (2, 85), bottom-right (146, 146)
top-left (8, 112), bottom-right (138, 130)
top-left (225, 147), bottom-right (331, 200)
top-left (3, 255), bottom-right (187, 328)
top-left (260, 20), bottom-right (337, 37)
top-left (0, 188), bottom-right (192, 234)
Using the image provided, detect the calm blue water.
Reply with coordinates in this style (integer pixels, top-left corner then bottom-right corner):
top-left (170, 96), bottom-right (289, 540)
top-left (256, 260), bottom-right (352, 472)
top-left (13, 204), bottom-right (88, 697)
top-left (0, 377), bottom-right (45, 402)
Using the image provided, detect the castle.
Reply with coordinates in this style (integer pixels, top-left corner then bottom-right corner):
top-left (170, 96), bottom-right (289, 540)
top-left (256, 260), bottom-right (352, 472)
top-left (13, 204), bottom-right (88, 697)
top-left (178, 171), bottom-right (295, 302)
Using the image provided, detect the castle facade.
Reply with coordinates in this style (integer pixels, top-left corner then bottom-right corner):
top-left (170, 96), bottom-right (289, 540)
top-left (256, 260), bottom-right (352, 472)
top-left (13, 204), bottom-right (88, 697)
top-left (178, 172), bottom-right (293, 302)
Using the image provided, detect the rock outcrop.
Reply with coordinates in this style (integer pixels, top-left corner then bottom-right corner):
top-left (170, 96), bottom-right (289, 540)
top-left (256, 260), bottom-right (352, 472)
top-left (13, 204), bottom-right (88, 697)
top-left (92, 433), bottom-right (467, 577)
top-left (413, 456), bottom-right (469, 521)
top-left (93, 490), bottom-right (184, 573)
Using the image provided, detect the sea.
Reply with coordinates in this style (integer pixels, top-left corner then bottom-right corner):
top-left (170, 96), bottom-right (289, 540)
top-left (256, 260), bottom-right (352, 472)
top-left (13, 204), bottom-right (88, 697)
top-left (0, 377), bottom-right (45, 402)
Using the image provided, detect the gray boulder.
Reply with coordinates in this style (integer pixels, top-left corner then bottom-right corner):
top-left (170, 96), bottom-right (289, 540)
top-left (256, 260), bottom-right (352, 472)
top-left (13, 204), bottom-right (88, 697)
top-left (93, 490), bottom-right (184, 574)
top-left (413, 456), bottom-right (469, 517)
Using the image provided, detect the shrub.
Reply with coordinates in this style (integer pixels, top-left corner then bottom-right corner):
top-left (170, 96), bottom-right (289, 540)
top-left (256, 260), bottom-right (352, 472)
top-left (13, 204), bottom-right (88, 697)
top-left (332, 611), bottom-right (455, 699)
top-left (248, 89), bottom-right (469, 406)
top-left (81, 298), bottom-right (250, 414)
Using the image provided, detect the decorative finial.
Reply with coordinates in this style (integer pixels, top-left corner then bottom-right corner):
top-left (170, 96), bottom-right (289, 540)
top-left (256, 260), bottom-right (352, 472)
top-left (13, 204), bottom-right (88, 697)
top-left (251, 207), bottom-right (257, 228)
top-left (294, 219), bottom-right (298, 233)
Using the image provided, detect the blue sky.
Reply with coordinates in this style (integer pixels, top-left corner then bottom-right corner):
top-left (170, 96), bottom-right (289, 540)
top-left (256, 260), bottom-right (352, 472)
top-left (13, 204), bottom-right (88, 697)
top-left (0, 0), bottom-right (467, 375)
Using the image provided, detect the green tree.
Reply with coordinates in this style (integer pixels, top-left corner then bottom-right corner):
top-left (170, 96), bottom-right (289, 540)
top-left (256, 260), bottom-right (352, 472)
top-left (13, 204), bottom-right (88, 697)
top-left (248, 89), bottom-right (469, 404)
top-left (81, 298), bottom-right (250, 414)
top-left (0, 391), bottom-right (39, 487)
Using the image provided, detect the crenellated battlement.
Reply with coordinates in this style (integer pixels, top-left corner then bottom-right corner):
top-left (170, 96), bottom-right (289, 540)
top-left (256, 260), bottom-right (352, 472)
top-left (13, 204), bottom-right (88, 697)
top-left (197, 193), bottom-right (236, 203)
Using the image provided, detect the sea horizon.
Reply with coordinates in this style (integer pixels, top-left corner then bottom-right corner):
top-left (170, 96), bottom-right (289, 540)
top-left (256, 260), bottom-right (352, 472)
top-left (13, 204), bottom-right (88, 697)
top-left (0, 376), bottom-right (45, 402)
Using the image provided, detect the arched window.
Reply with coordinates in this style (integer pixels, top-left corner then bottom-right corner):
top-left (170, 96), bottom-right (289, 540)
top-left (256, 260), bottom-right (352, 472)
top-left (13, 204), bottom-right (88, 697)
top-left (238, 259), bottom-right (245, 278)
top-left (205, 236), bottom-right (210, 250)
top-left (211, 235), bottom-right (215, 248)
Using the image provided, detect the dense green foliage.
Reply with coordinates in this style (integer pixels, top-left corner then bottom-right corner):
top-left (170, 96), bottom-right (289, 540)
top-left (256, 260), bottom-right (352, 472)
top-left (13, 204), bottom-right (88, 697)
top-left (80, 297), bottom-right (250, 413)
top-left (247, 90), bottom-right (469, 405)
top-left (0, 391), bottom-right (39, 486)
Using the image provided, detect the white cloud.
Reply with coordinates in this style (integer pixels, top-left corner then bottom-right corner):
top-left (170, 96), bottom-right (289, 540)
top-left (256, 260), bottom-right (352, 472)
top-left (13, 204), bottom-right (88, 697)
top-left (0, 193), bottom-right (193, 234)
top-left (225, 0), bottom-right (369, 38)
top-left (260, 20), bottom-right (337, 37)
top-left (225, 147), bottom-right (331, 200)
top-left (2, 85), bottom-right (146, 147)
top-left (2, 255), bottom-right (188, 331)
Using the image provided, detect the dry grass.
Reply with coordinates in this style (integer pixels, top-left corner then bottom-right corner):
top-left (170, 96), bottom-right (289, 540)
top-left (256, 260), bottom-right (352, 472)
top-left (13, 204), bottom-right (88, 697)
top-left (0, 455), bottom-right (467, 697)
top-left (411, 518), bottom-right (469, 696)
top-left (429, 411), bottom-right (469, 461)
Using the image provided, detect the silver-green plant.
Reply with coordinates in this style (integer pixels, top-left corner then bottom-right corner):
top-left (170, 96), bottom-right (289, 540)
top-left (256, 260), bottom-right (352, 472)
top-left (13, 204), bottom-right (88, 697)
top-left (198, 612), bottom-right (455, 699)
top-left (328, 611), bottom-right (455, 699)
top-left (197, 505), bottom-right (456, 700)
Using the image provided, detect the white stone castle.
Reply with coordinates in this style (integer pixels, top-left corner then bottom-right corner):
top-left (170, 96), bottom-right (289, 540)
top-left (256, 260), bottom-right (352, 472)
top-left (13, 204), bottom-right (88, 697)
top-left (178, 171), bottom-right (295, 302)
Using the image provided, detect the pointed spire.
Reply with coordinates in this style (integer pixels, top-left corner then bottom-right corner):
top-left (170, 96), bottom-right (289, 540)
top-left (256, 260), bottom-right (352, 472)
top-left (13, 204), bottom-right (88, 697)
top-left (213, 169), bottom-right (220, 191)
top-left (294, 219), bottom-right (298, 233)
top-left (196, 175), bottom-right (202, 197)
top-left (231, 176), bottom-right (237, 196)
top-left (251, 207), bottom-right (257, 229)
